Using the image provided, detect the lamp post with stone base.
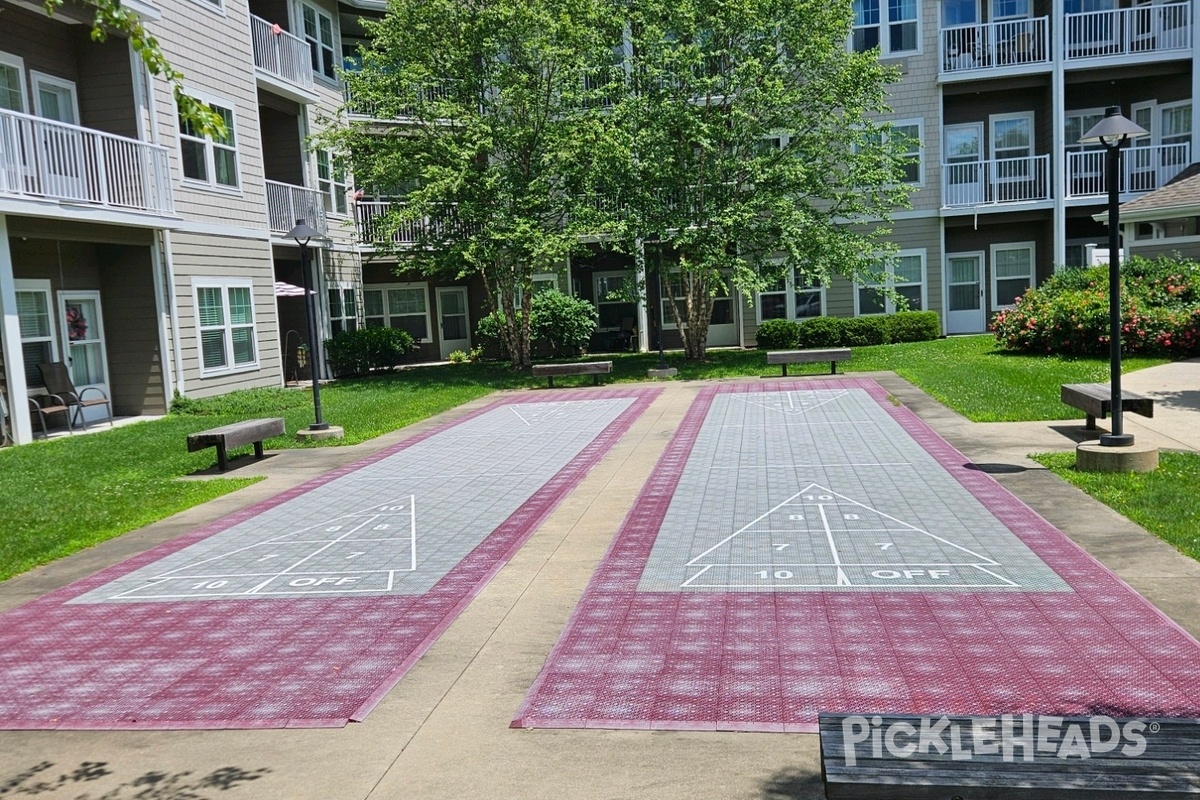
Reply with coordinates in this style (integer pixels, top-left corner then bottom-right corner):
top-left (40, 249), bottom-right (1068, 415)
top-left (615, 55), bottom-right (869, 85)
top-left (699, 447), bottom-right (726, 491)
top-left (287, 219), bottom-right (344, 442)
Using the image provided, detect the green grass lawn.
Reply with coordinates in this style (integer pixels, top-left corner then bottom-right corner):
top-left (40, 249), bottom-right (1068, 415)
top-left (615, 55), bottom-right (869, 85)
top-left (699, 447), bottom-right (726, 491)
top-left (1032, 451), bottom-right (1200, 562)
top-left (0, 335), bottom-right (1174, 580)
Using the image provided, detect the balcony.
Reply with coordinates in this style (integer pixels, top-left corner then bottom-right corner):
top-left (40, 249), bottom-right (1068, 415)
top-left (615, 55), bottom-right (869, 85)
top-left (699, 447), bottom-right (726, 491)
top-left (941, 155), bottom-right (1051, 208)
top-left (344, 80), bottom-right (459, 123)
top-left (1065, 4), bottom-right (1191, 63)
top-left (0, 107), bottom-right (174, 216)
top-left (940, 17), bottom-right (1050, 77)
top-left (1065, 143), bottom-right (1191, 200)
top-left (265, 180), bottom-right (327, 236)
top-left (250, 15), bottom-right (318, 104)
top-left (354, 201), bottom-right (463, 247)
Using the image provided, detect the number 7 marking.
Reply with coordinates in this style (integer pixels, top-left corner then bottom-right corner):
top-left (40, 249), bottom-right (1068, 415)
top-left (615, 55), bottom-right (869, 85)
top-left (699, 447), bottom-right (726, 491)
top-left (876, 543), bottom-right (894, 550)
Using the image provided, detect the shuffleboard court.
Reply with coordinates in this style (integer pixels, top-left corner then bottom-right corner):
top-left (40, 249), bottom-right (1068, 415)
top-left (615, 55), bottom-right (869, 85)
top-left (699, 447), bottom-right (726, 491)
top-left (0, 389), bottom-right (656, 730)
top-left (513, 380), bottom-right (1200, 732)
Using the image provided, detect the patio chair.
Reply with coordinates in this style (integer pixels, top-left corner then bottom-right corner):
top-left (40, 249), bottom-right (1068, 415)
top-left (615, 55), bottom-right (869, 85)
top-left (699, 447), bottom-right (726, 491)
top-left (28, 395), bottom-right (73, 438)
top-left (37, 362), bottom-right (112, 431)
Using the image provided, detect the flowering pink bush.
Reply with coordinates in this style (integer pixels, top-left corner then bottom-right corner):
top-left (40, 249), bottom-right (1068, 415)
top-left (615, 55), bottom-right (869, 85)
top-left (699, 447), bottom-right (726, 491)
top-left (992, 255), bottom-right (1200, 357)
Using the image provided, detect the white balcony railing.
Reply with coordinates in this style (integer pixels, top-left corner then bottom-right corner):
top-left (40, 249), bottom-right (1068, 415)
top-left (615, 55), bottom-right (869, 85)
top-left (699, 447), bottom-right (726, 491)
top-left (344, 80), bottom-right (459, 121)
top-left (250, 15), bottom-right (315, 92)
top-left (940, 16), bottom-right (1050, 74)
top-left (0, 107), bottom-right (173, 214)
top-left (1065, 143), bottom-right (1191, 199)
top-left (1065, 3), bottom-right (1191, 61)
top-left (355, 201), bottom-right (445, 246)
top-left (265, 180), bottom-right (327, 236)
top-left (941, 155), bottom-right (1051, 208)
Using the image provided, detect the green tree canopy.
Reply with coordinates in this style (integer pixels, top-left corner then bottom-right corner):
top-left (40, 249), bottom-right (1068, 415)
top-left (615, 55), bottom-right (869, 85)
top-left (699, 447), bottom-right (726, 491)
top-left (330, 0), bottom-right (624, 368)
top-left (600, 0), bottom-right (914, 359)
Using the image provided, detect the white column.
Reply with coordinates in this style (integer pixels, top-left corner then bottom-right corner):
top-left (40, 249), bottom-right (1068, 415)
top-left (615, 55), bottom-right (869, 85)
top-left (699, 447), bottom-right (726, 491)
top-left (1192, 1), bottom-right (1200, 166)
top-left (148, 229), bottom-right (175, 405)
top-left (1051, 0), bottom-right (1067, 273)
top-left (635, 238), bottom-right (650, 352)
top-left (0, 215), bottom-right (33, 444)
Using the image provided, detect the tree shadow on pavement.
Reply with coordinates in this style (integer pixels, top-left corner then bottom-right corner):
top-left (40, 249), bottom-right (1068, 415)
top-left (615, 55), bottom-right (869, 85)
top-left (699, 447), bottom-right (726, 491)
top-left (758, 767), bottom-right (824, 799)
top-left (0, 761), bottom-right (269, 798)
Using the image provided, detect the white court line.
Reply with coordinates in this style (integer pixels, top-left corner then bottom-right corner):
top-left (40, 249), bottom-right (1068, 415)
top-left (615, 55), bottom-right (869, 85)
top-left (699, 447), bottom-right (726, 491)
top-left (681, 582), bottom-right (1020, 590)
top-left (819, 504), bottom-right (852, 586)
top-left (731, 390), bottom-right (850, 417)
top-left (686, 492), bottom-right (806, 567)
top-left (692, 562), bottom-right (1014, 568)
top-left (680, 564), bottom-right (715, 588)
top-left (246, 515), bottom-right (381, 594)
top-left (970, 564), bottom-right (1021, 587)
top-left (711, 421), bottom-right (877, 428)
top-left (739, 527), bottom-right (931, 534)
top-left (510, 406), bottom-right (533, 426)
top-left (409, 495), bottom-right (417, 572)
top-left (702, 463), bottom-right (912, 469)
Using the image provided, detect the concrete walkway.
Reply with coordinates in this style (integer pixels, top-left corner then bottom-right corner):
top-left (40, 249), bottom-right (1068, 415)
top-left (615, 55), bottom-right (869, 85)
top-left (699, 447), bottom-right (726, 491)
top-left (0, 365), bottom-right (1198, 799)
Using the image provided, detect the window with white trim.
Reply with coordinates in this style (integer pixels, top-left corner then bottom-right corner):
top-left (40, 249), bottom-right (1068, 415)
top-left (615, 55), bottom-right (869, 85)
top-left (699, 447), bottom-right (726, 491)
top-left (594, 271), bottom-right (636, 330)
top-left (0, 51), bottom-right (26, 112)
top-left (317, 149), bottom-right (348, 215)
top-left (195, 280), bottom-right (257, 374)
top-left (852, 0), bottom-right (919, 55)
top-left (179, 100), bottom-right (238, 189)
top-left (891, 121), bottom-right (922, 184)
top-left (363, 284), bottom-right (429, 341)
top-left (15, 280), bottom-right (58, 389)
top-left (328, 285), bottom-right (358, 335)
top-left (302, 3), bottom-right (337, 81)
top-left (857, 251), bottom-right (925, 315)
top-left (756, 268), bottom-right (824, 322)
top-left (991, 242), bottom-right (1035, 308)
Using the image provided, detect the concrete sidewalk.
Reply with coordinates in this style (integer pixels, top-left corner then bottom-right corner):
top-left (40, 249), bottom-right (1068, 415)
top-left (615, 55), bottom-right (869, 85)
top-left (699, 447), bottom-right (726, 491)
top-left (0, 371), bottom-right (1198, 800)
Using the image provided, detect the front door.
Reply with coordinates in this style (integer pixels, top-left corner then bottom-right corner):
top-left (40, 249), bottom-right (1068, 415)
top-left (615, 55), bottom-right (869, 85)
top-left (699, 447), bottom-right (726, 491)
top-left (945, 253), bottom-right (985, 334)
top-left (31, 72), bottom-right (85, 201)
top-left (58, 291), bottom-right (111, 423)
top-left (706, 278), bottom-right (738, 347)
top-left (436, 286), bottom-right (470, 360)
top-left (944, 123), bottom-right (984, 206)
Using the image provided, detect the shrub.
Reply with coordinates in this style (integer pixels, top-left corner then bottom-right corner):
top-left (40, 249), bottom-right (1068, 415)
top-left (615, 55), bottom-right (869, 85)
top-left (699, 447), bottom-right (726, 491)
top-left (475, 310), bottom-right (509, 360)
top-left (448, 349), bottom-right (469, 364)
top-left (841, 316), bottom-right (886, 346)
top-left (532, 290), bottom-right (598, 356)
top-left (756, 318), bottom-right (801, 350)
top-left (324, 327), bottom-right (416, 376)
top-left (795, 316), bottom-right (842, 347)
top-left (992, 254), bottom-right (1200, 357)
top-left (884, 311), bottom-right (941, 343)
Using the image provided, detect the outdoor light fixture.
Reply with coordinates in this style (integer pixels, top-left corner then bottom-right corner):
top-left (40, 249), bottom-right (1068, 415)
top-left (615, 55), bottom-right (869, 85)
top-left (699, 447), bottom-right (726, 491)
top-left (655, 237), bottom-right (667, 370)
top-left (287, 218), bottom-right (330, 432)
top-left (1079, 106), bottom-right (1147, 447)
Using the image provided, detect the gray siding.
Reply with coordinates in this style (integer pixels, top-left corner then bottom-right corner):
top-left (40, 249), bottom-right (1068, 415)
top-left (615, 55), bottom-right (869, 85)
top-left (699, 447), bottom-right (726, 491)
top-left (98, 245), bottom-right (165, 414)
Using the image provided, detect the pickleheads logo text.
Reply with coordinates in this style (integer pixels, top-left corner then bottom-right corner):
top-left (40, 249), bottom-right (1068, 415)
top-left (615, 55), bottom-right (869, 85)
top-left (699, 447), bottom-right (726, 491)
top-left (840, 714), bottom-right (1153, 767)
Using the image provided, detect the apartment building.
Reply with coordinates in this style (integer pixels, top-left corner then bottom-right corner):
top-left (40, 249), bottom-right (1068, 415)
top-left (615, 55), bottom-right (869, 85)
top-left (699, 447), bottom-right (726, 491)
top-left (0, 0), bottom-right (371, 445)
top-left (1, 0), bottom-right (1195, 445)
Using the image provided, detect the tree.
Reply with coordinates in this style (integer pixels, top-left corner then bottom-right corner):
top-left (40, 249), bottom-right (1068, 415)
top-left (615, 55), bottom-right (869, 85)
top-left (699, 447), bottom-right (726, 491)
top-left (601, 0), bottom-right (913, 360)
top-left (43, 0), bottom-right (223, 136)
top-left (330, 0), bottom-right (623, 369)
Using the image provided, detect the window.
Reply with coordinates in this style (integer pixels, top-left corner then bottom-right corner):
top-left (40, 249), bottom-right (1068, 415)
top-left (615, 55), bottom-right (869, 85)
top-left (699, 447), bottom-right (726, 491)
top-left (990, 112), bottom-right (1032, 183)
top-left (317, 149), bottom-right (348, 215)
top-left (179, 99), bottom-right (238, 189)
top-left (1064, 109), bottom-right (1106, 152)
top-left (852, 0), bottom-right (919, 55)
top-left (328, 286), bottom-right (358, 335)
top-left (15, 280), bottom-right (57, 389)
top-left (0, 52), bottom-right (25, 112)
top-left (756, 267), bottom-right (824, 322)
top-left (195, 280), bottom-right (257, 373)
top-left (891, 121), bottom-right (922, 184)
top-left (991, 242), bottom-right (1034, 308)
top-left (302, 3), bottom-right (337, 81)
top-left (992, 0), bottom-right (1030, 20)
top-left (363, 284), bottom-right (429, 341)
top-left (594, 271), bottom-right (636, 329)
top-left (857, 251), bottom-right (925, 315)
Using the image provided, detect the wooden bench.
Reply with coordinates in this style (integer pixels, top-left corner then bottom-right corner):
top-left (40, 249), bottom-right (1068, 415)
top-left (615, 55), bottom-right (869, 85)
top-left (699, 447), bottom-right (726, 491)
top-left (531, 361), bottom-right (613, 388)
top-left (766, 347), bottom-right (852, 376)
top-left (187, 417), bottom-right (285, 471)
top-left (820, 712), bottom-right (1200, 799)
top-left (1061, 383), bottom-right (1154, 430)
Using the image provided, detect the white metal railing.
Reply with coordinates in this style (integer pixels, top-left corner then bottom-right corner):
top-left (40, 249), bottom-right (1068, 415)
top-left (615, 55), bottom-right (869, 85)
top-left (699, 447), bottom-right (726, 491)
top-left (1065, 143), bottom-right (1191, 198)
top-left (940, 16), bottom-right (1050, 74)
top-left (250, 15), bottom-right (315, 91)
top-left (1065, 3), bottom-right (1191, 61)
top-left (355, 201), bottom-right (440, 246)
top-left (0, 107), bottom-right (173, 214)
top-left (265, 180), bottom-right (327, 235)
top-left (344, 80), bottom-right (459, 121)
top-left (941, 155), bottom-right (1051, 207)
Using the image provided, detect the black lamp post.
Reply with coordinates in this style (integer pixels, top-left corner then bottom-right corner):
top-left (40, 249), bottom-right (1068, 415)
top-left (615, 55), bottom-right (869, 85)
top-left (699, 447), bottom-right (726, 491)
top-left (287, 219), bottom-right (329, 432)
top-left (655, 237), bottom-right (667, 370)
top-left (1079, 106), bottom-right (1148, 447)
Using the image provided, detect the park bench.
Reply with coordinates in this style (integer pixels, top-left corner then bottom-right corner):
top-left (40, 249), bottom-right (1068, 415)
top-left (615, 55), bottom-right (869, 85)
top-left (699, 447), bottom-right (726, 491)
top-left (1061, 383), bottom-right (1154, 430)
top-left (820, 712), bottom-right (1200, 799)
top-left (187, 417), bottom-right (285, 471)
top-left (531, 361), bottom-right (613, 388)
top-left (766, 347), bottom-right (852, 376)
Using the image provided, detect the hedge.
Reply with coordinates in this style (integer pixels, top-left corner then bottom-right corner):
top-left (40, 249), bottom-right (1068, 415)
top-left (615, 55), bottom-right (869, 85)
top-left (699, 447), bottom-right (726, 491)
top-left (756, 311), bottom-right (941, 349)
